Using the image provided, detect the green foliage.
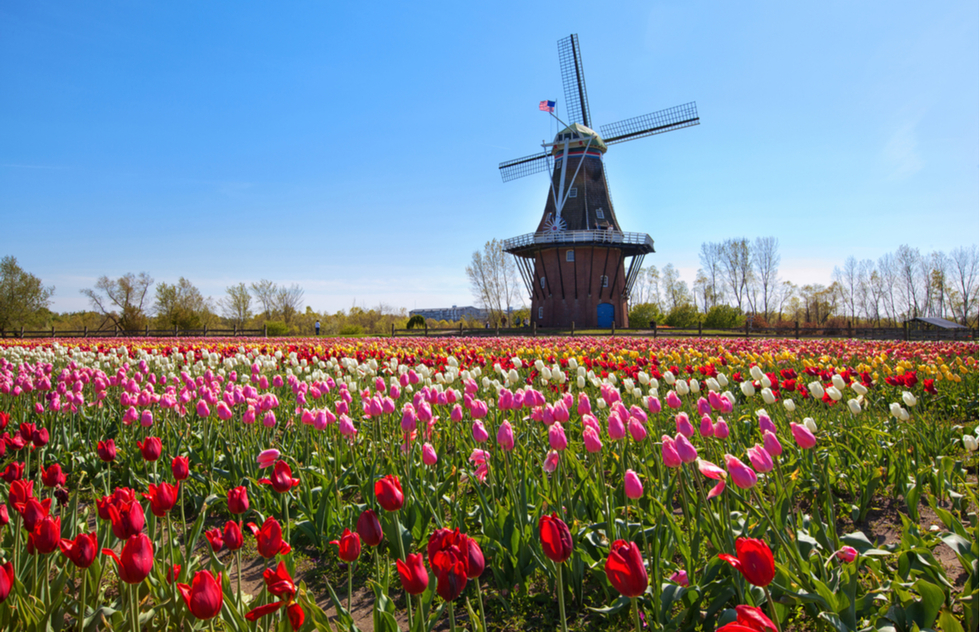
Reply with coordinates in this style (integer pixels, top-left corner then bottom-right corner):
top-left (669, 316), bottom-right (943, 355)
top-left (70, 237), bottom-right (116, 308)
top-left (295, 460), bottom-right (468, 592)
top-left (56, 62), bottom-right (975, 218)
top-left (265, 320), bottom-right (289, 336)
top-left (0, 256), bottom-right (54, 331)
top-left (703, 304), bottom-right (745, 329)
top-left (338, 324), bottom-right (363, 336)
top-left (628, 302), bottom-right (662, 327)
top-left (665, 303), bottom-right (700, 328)
top-left (406, 315), bottom-right (425, 329)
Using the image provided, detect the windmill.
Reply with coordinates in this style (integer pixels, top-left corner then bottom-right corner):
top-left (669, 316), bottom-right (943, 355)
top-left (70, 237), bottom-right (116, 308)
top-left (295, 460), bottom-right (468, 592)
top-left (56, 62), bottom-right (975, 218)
top-left (499, 34), bottom-right (699, 329)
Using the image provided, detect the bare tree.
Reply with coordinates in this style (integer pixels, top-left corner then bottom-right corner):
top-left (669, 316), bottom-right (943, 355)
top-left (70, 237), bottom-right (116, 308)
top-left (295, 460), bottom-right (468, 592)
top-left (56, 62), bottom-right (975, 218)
top-left (466, 239), bottom-right (522, 326)
top-left (950, 244), bottom-right (979, 326)
top-left (250, 280), bottom-right (277, 318)
top-left (833, 256), bottom-right (859, 322)
top-left (698, 242), bottom-right (725, 308)
top-left (894, 245), bottom-right (923, 319)
top-left (720, 238), bottom-right (752, 311)
top-left (221, 283), bottom-right (253, 328)
top-left (81, 272), bottom-right (154, 331)
top-left (877, 253), bottom-right (898, 324)
top-left (924, 251), bottom-right (951, 318)
top-left (751, 237), bottom-right (780, 322)
top-left (274, 284), bottom-right (305, 325)
top-left (0, 256), bottom-right (54, 331)
top-left (660, 264), bottom-right (691, 312)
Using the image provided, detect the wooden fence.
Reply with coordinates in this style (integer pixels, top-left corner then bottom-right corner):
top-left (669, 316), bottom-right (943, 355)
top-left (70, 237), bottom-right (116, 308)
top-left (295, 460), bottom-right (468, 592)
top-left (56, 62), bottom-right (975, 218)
top-left (0, 325), bottom-right (265, 339)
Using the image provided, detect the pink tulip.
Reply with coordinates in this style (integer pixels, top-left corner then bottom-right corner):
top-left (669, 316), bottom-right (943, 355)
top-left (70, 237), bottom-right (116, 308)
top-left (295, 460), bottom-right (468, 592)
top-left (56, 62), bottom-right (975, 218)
top-left (314, 409), bottom-right (329, 430)
top-left (696, 397), bottom-right (711, 416)
top-left (758, 414), bottom-right (776, 435)
top-left (790, 422), bottom-right (817, 449)
top-left (216, 401), bottom-right (233, 421)
top-left (714, 418), bottom-right (730, 439)
top-left (668, 570), bottom-right (689, 586)
top-left (835, 546), bottom-right (858, 563)
top-left (257, 449), bottom-right (280, 469)
top-left (661, 435), bottom-right (682, 468)
top-left (762, 431), bottom-right (782, 457)
top-left (624, 470), bottom-right (643, 499)
top-left (708, 391), bottom-right (723, 411)
top-left (196, 400), bottom-right (210, 417)
top-left (450, 404), bottom-right (464, 423)
top-left (577, 393), bottom-right (592, 415)
top-left (401, 405), bottom-right (417, 431)
top-left (707, 480), bottom-right (726, 498)
top-left (582, 413), bottom-right (600, 434)
top-left (724, 454), bottom-right (758, 489)
top-left (607, 414), bottom-right (626, 441)
top-left (140, 410), bottom-right (154, 427)
top-left (496, 421), bottom-right (514, 451)
top-left (242, 406), bottom-right (256, 424)
top-left (422, 443), bottom-right (438, 466)
top-left (746, 444), bottom-right (773, 473)
top-left (665, 391), bottom-right (682, 409)
top-left (470, 400), bottom-right (488, 419)
top-left (628, 419), bottom-right (647, 442)
top-left (583, 426), bottom-right (603, 453)
top-left (699, 414), bottom-right (714, 437)
top-left (697, 458), bottom-right (726, 480)
top-left (675, 413), bottom-right (694, 438)
top-left (338, 415), bottom-right (357, 437)
top-left (123, 406), bottom-right (138, 425)
top-left (542, 450), bottom-right (560, 473)
top-left (548, 423), bottom-right (568, 451)
top-left (468, 420), bottom-right (487, 443)
top-left (629, 406), bottom-right (647, 424)
top-left (674, 433), bottom-right (698, 463)
top-left (647, 396), bottom-right (661, 414)
top-left (542, 405), bottom-right (556, 426)
top-left (262, 411), bottom-right (276, 428)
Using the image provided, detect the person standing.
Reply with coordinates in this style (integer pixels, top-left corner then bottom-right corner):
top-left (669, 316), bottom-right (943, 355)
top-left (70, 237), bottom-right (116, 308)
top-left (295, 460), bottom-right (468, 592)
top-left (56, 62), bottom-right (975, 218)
top-left (315, 320), bottom-right (320, 336)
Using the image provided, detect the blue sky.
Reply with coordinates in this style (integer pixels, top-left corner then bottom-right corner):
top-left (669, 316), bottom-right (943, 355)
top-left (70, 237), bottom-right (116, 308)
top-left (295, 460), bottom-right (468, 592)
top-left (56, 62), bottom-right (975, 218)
top-left (2, 1), bottom-right (977, 314)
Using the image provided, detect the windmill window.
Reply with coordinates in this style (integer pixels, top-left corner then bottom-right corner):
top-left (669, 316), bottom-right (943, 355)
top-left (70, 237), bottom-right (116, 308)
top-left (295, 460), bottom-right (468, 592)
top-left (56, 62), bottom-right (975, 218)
top-left (538, 307), bottom-right (544, 319)
top-left (596, 209), bottom-right (604, 219)
top-left (566, 250), bottom-right (574, 262)
top-left (568, 188), bottom-right (577, 198)
top-left (540, 277), bottom-right (546, 289)
top-left (600, 275), bottom-right (609, 288)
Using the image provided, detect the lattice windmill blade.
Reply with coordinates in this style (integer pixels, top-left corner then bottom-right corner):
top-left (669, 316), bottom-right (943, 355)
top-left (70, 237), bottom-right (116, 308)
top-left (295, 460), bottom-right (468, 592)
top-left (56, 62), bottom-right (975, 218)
top-left (499, 151), bottom-right (552, 183)
top-left (557, 34), bottom-right (591, 129)
top-left (600, 102), bottom-right (699, 145)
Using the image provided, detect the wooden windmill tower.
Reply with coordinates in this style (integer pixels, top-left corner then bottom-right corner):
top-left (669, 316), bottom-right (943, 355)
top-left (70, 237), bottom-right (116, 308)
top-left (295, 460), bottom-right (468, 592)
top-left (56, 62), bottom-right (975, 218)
top-left (499, 34), bottom-right (699, 329)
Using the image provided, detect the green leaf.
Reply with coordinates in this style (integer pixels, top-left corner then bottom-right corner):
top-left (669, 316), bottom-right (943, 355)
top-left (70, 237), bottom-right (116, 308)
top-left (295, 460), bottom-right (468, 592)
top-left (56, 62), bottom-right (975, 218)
top-left (910, 578), bottom-right (945, 628)
top-left (588, 595), bottom-right (631, 615)
top-left (938, 608), bottom-right (965, 632)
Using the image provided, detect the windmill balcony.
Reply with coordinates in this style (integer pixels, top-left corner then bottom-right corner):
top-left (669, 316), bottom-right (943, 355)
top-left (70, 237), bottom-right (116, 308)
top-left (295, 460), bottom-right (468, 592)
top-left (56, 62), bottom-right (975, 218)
top-left (503, 229), bottom-right (655, 256)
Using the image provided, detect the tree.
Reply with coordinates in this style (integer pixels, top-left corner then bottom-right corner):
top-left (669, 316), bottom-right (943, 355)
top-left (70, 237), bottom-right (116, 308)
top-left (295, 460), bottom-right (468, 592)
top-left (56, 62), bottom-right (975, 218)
top-left (250, 280), bottom-right (278, 318)
top-left (660, 264), bottom-right (691, 312)
top-left (751, 237), bottom-right (780, 322)
top-left (466, 239), bottom-right (521, 326)
top-left (154, 278), bottom-right (214, 330)
top-left (0, 256), bottom-right (54, 331)
top-left (833, 256), bottom-right (859, 322)
top-left (221, 283), bottom-right (252, 328)
top-left (698, 242), bottom-right (725, 308)
top-left (720, 238), bottom-right (752, 311)
top-left (949, 244), bottom-right (979, 326)
top-left (894, 244), bottom-right (923, 319)
top-left (81, 273), bottom-right (153, 331)
top-left (274, 284), bottom-right (304, 325)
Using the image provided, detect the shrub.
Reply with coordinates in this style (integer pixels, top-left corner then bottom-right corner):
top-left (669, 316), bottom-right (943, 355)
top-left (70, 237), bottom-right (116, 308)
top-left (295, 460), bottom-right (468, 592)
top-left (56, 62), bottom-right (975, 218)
top-left (406, 315), bottom-right (425, 329)
top-left (628, 303), bottom-right (663, 327)
top-left (265, 321), bottom-right (289, 336)
top-left (339, 324), bottom-right (364, 336)
top-left (704, 305), bottom-right (745, 329)
top-left (665, 304), bottom-right (700, 328)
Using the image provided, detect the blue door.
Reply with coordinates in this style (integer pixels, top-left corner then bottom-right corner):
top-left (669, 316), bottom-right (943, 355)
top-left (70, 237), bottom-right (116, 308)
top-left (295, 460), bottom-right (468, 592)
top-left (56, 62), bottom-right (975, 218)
top-left (597, 303), bottom-right (614, 328)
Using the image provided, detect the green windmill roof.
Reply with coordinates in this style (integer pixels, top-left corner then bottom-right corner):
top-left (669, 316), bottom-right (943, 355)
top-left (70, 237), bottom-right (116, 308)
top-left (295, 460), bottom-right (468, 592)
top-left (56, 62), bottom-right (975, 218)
top-left (551, 123), bottom-right (607, 154)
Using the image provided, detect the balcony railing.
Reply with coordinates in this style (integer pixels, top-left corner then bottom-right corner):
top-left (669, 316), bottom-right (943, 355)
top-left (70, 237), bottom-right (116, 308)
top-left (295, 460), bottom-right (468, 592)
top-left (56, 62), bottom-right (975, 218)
top-left (503, 230), bottom-right (654, 251)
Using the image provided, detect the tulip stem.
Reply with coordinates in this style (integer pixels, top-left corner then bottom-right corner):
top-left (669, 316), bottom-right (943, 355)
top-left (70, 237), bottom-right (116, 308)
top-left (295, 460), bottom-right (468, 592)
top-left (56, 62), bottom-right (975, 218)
top-left (78, 566), bottom-right (88, 632)
top-left (448, 600), bottom-right (457, 632)
top-left (555, 562), bottom-right (568, 632)
top-left (765, 587), bottom-right (782, 632)
top-left (166, 517), bottom-right (178, 612)
top-left (394, 510), bottom-right (414, 629)
top-left (130, 583), bottom-right (140, 632)
top-left (237, 548), bottom-right (243, 608)
top-left (475, 579), bottom-right (488, 632)
top-left (347, 561), bottom-right (353, 615)
top-left (631, 597), bottom-right (641, 632)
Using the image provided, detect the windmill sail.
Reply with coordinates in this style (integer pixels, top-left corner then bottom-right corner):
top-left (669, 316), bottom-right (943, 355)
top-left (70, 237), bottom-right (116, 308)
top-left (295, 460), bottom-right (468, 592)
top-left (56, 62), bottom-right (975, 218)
top-left (499, 152), bottom-right (552, 182)
top-left (600, 102), bottom-right (699, 145)
top-left (557, 34), bottom-right (591, 129)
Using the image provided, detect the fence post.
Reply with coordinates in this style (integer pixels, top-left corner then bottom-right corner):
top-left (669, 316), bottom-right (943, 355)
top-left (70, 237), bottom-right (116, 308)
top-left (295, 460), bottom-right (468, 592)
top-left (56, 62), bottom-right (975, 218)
top-left (903, 321), bottom-right (908, 342)
top-left (532, 321), bottom-right (537, 337)
top-left (424, 323), bottom-right (428, 337)
top-left (571, 321), bottom-right (575, 337)
top-left (83, 326), bottom-right (88, 338)
top-left (698, 321), bottom-right (702, 338)
top-left (847, 321), bottom-right (852, 338)
top-left (459, 322), bottom-right (463, 337)
top-left (263, 323), bottom-right (268, 337)
top-left (391, 323), bottom-right (395, 338)
top-left (21, 326), bottom-right (25, 338)
top-left (611, 321), bottom-right (615, 336)
top-left (174, 325), bottom-right (178, 337)
top-left (745, 320), bottom-right (749, 339)
top-left (795, 321), bottom-right (799, 339)
top-left (653, 322), bottom-right (657, 338)
top-left (51, 326), bottom-right (55, 338)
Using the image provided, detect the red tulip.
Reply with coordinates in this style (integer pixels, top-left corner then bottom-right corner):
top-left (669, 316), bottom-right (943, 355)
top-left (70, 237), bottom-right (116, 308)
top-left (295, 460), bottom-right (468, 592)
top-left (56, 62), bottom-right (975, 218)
top-left (15, 496), bottom-right (52, 533)
top-left (0, 462), bottom-right (24, 483)
top-left (31, 427), bottom-right (49, 448)
top-left (102, 533), bottom-right (154, 584)
top-left (19, 422), bottom-right (35, 443)
top-left (167, 564), bottom-right (181, 584)
top-left (171, 456), bottom-right (190, 481)
top-left (177, 570), bottom-right (224, 620)
top-left (143, 482), bottom-right (179, 517)
top-left (718, 538), bottom-right (775, 587)
top-left (356, 509), bottom-right (383, 547)
top-left (204, 528), bottom-right (224, 552)
top-left (262, 561), bottom-right (298, 599)
top-left (228, 486), bottom-right (249, 514)
top-left (8, 479), bottom-right (33, 508)
top-left (539, 513), bottom-right (573, 563)
top-left (464, 537), bottom-right (484, 579)
top-left (96, 439), bottom-right (116, 462)
top-left (0, 562), bottom-right (12, 604)
top-left (136, 437), bottom-right (162, 462)
top-left (375, 475), bottom-right (403, 512)
top-left (248, 516), bottom-right (291, 558)
top-left (396, 553), bottom-right (429, 595)
top-left (330, 528), bottom-right (361, 562)
top-left (96, 487), bottom-right (136, 521)
top-left (258, 460), bottom-right (300, 495)
top-left (223, 520), bottom-right (244, 552)
top-left (732, 605), bottom-right (778, 632)
top-left (0, 505), bottom-right (8, 527)
top-left (245, 562), bottom-right (305, 631)
top-left (427, 528), bottom-right (470, 601)
top-left (59, 531), bottom-right (98, 568)
top-left (605, 540), bottom-right (648, 597)
top-left (107, 498), bottom-right (145, 540)
top-left (29, 515), bottom-right (61, 554)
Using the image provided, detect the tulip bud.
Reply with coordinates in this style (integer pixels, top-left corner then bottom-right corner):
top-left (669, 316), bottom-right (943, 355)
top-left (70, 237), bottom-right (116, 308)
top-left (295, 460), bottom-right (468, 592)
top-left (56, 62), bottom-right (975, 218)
top-left (825, 386), bottom-right (843, 401)
top-left (624, 470), bottom-right (643, 499)
top-left (963, 435), bottom-right (979, 452)
top-left (831, 374), bottom-right (846, 390)
top-left (902, 392), bottom-right (917, 407)
top-left (783, 398), bottom-right (796, 413)
top-left (803, 417), bottom-right (818, 433)
top-left (852, 382), bottom-right (868, 396)
top-left (847, 399), bottom-right (862, 415)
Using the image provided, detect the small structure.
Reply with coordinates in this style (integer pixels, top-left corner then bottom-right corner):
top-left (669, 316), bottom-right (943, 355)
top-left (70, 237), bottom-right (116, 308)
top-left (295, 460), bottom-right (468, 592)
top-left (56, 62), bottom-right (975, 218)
top-left (905, 317), bottom-right (975, 341)
top-left (409, 306), bottom-right (487, 322)
top-left (498, 34), bottom-right (699, 329)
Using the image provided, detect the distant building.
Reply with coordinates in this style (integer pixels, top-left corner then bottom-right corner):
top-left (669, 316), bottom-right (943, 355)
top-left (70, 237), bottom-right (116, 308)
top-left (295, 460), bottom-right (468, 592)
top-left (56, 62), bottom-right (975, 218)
top-left (409, 305), bottom-right (488, 322)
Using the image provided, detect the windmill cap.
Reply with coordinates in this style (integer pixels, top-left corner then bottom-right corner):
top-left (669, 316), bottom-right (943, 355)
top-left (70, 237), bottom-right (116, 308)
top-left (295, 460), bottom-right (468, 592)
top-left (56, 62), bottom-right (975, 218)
top-left (551, 123), bottom-right (607, 154)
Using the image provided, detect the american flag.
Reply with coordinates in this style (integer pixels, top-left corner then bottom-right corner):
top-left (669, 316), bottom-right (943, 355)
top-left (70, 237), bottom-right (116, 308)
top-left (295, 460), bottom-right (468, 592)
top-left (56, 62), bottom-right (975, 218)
top-left (539, 100), bottom-right (556, 113)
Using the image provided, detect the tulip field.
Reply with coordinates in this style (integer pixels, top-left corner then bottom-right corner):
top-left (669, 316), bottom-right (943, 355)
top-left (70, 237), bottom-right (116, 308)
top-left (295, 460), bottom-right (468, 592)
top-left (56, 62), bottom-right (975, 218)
top-left (0, 336), bottom-right (976, 632)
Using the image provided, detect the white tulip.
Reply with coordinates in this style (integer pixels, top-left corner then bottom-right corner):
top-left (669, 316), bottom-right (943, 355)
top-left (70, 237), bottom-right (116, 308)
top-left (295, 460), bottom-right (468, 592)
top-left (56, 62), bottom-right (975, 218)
top-left (633, 388), bottom-right (643, 398)
top-left (803, 417), bottom-right (818, 432)
top-left (898, 407), bottom-right (910, 421)
top-left (541, 367), bottom-right (552, 381)
top-left (638, 372), bottom-right (650, 385)
top-left (826, 386), bottom-right (843, 401)
top-left (608, 373), bottom-right (618, 385)
top-left (808, 381), bottom-right (825, 399)
top-left (623, 378), bottom-right (634, 391)
top-left (902, 392), bottom-right (917, 407)
top-left (722, 391), bottom-right (736, 407)
top-left (705, 377), bottom-right (721, 392)
top-left (577, 366), bottom-right (586, 377)
top-left (761, 375), bottom-right (772, 388)
top-left (852, 382), bottom-right (868, 396)
top-left (535, 360), bottom-right (545, 371)
top-left (577, 376), bottom-right (586, 389)
top-left (689, 378), bottom-right (701, 393)
top-left (750, 366), bottom-right (765, 381)
top-left (676, 379), bottom-right (690, 396)
top-left (889, 402), bottom-right (902, 418)
top-left (649, 378), bottom-right (660, 390)
top-left (648, 387), bottom-right (659, 398)
top-left (963, 435), bottom-right (979, 452)
top-left (761, 388), bottom-right (776, 405)
top-left (832, 374), bottom-right (846, 390)
top-left (512, 357), bottom-right (522, 369)
top-left (596, 398), bottom-right (607, 410)
top-left (568, 358), bottom-right (578, 370)
top-left (740, 381), bottom-right (756, 397)
top-left (663, 371), bottom-right (676, 385)
top-left (717, 374), bottom-right (729, 388)
top-left (847, 399), bottom-right (862, 415)
top-left (508, 369), bottom-right (519, 383)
